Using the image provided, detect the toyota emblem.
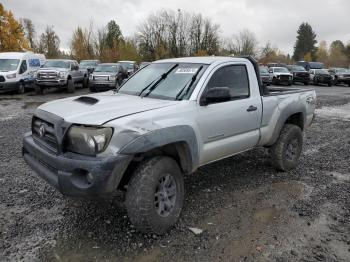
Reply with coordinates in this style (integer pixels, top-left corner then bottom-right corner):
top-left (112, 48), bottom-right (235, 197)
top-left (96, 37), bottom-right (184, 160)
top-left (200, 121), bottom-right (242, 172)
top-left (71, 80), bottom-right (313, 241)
top-left (38, 124), bottom-right (46, 137)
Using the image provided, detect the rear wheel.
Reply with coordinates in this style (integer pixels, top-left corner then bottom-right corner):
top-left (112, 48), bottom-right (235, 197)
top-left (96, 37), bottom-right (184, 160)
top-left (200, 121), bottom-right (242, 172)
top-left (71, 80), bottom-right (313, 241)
top-left (67, 79), bottom-right (75, 93)
top-left (270, 124), bottom-right (303, 171)
top-left (125, 156), bottom-right (185, 234)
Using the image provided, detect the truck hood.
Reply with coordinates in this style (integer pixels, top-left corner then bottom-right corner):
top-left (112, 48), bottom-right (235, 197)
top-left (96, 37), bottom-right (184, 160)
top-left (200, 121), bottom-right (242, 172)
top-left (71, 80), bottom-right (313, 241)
top-left (274, 72), bottom-right (292, 76)
top-left (38, 68), bottom-right (69, 72)
top-left (38, 92), bottom-right (177, 125)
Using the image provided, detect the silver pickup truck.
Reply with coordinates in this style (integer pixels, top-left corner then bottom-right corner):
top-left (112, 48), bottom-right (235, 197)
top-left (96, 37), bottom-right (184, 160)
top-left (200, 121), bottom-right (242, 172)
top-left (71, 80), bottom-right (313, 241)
top-left (23, 56), bottom-right (316, 234)
top-left (35, 59), bottom-right (88, 94)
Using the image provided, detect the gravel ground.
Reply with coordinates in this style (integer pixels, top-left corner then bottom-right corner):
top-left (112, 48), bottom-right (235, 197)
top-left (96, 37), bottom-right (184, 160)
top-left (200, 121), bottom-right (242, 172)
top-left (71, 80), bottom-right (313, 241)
top-left (0, 85), bottom-right (350, 262)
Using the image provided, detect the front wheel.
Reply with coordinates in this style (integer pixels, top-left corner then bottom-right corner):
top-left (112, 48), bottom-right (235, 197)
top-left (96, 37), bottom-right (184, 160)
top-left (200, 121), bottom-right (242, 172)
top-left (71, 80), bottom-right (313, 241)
top-left (304, 82), bottom-right (309, 86)
top-left (328, 82), bottom-right (332, 87)
top-left (125, 156), bottom-right (185, 234)
top-left (67, 79), bottom-right (75, 93)
top-left (270, 124), bottom-right (303, 171)
top-left (82, 76), bottom-right (88, 89)
top-left (34, 84), bottom-right (43, 95)
top-left (17, 82), bottom-right (25, 94)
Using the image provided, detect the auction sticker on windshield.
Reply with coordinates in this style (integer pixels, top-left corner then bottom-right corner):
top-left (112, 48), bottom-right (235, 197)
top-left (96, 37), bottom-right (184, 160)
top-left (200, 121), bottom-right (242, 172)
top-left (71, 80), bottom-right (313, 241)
top-left (175, 68), bottom-right (198, 74)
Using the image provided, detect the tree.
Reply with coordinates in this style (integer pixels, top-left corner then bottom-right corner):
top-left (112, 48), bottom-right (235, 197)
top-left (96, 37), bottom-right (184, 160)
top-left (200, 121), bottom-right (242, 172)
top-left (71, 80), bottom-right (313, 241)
top-left (137, 9), bottom-right (220, 61)
top-left (258, 42), bottom-right (292, 65)
top-left (345, 42), bottom-right (350, 65)
top-left (106, 20), bottom-right (123, 49)
top-left (293, 22), bottom-right (317, 61)
top-left (328, 40), bottom-right (347, 67)
top-left (316, 41), bottom-right (329, 66)
top-left (225, 29), bottom-right (258, 56)
top-left (37, 26), bottom-right (60, 58)
top-left (0, 3), bottom-right (30, 51)
top-left (70, 23), bottom-right (95, 61)
top-left (20, 18), bottom-right (36, 50)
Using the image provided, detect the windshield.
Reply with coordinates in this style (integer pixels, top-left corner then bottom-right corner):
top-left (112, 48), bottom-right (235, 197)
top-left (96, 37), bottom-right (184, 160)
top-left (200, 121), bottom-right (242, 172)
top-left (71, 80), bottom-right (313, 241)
top-left (80, 61), bottom-right (97, 67)
top-left (118, 63), bottom-right (207, 100)
top-left (292, 66), bottom-right (306, 71)
top-left (94, 64), bottom-right (118, 73)
top-left (335, 68), bottom-right (347, 73)
top-left (0, 59), bottom-right (20, 72)
top-left (43, 60), bottom-right (70, 69)
top-left (120, 62), bottom-right (134, 70)
top-left (274, 67), bottom-right (289, 73)
top-left (315, 69), bottom-right (329, 74)
top-left (260, 68), bottom-right (268, 74)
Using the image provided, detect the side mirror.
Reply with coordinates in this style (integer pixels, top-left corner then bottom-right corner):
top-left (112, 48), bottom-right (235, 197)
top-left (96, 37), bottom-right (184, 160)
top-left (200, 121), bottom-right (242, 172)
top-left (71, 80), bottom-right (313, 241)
top-left (200, 87), bottom-right (231, 106)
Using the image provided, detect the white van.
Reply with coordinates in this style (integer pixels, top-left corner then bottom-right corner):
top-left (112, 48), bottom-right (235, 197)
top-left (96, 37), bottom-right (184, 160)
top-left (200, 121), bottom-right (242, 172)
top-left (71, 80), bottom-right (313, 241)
top-left (0, 52), bottom-right (46, 94)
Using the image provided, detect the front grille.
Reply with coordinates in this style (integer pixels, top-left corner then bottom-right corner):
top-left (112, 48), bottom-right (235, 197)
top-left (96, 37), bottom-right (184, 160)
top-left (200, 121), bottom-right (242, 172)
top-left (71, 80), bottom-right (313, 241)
top-left (279, 75), bottom-right (290, 81)
top-left (0, 76), bottom-right (5, 82)
top-left (296, 73), bottom-right (309, 77)
top-left (93, 76), bottom-right (109, 81)
top-left (37, 71), bottom-right (58, 80)
top-left (32, 116), bottom-right (59, 153)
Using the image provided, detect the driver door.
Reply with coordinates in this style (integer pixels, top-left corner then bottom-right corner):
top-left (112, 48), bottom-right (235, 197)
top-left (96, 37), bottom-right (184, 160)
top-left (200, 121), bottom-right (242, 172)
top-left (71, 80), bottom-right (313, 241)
top-left (196, 63), bottom-right (262, 165)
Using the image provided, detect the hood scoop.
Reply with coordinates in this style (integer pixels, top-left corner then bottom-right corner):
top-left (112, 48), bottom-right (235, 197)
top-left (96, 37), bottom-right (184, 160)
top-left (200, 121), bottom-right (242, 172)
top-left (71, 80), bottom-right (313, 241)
top-left (74, 96), bottom-right (99, 105)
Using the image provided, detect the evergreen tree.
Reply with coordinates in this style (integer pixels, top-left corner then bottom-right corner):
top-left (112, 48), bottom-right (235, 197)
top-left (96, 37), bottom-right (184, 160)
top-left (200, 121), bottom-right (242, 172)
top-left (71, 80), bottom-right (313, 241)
top-left (37, 26), bottom-right (60, 58)
top-left (293, 22), bottom-right (317, 61)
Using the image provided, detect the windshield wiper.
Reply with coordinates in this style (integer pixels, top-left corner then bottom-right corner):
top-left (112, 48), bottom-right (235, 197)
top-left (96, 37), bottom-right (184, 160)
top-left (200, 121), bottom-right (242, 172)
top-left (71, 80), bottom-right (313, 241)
top-left (175, 65), bottom-right (203, 100)
top-left (140, 64), bottom-right (179, 98)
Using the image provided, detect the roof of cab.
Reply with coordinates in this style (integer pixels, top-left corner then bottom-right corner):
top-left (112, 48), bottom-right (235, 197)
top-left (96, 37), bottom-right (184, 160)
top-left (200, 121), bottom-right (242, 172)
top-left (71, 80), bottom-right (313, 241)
top-left (153, 56), bottom-right (249, 65)
top-left (0, 52), bottom-right (34, 59)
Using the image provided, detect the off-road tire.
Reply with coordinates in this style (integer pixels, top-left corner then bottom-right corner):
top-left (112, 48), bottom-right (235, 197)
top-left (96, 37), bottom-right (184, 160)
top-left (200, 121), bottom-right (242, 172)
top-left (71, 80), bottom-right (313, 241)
top-left (304, 82), bottom-right (309, 86)
top-left (17, 82), bottom-right (25, 94)
top-left (328, 82), bottom-right (332, 87)
top-left (125, 156), bottom-right (185, 234)
top-left (82, 76), bottom-right (88, 89)
top-left (67, 79), bottom-right (75, 93)
top-left (270, 124), bottom-right (303, 171)
top-left (34, 84), bottom-right (43, 95)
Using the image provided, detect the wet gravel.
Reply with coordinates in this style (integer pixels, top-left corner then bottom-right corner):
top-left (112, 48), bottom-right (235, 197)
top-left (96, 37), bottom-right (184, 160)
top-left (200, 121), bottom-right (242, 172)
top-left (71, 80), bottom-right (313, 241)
top-left (0, 86), bottom-right (350, 262)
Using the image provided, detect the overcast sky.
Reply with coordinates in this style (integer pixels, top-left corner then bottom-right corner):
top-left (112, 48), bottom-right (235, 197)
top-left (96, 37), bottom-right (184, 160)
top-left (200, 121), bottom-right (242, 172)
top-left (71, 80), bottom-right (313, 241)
top-left (3, 0), bottom-right (350, 54)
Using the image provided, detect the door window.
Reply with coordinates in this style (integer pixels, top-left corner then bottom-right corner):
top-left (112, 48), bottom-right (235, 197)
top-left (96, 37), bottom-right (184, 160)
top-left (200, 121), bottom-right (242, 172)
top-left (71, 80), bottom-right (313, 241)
top-left (19, 60), bottom-right (27, 74)
top-left (206, 65), bottom-right (250, 100)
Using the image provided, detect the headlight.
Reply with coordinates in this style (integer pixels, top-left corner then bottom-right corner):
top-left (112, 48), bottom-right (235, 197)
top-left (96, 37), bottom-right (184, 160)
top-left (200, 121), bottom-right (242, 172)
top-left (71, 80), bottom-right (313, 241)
top-left (339, 75), bottom-right (344, 78)
top-left (59, 72), bottom-right (67, 79)
top-left (6, 73), bottom-right (16, 79)
top-left (64, 126), bottom-right (113, 156)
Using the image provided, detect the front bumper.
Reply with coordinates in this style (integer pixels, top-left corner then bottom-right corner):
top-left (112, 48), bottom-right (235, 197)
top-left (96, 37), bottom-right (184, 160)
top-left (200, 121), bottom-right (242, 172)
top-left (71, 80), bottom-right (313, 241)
top-left (36, 79), bottom-right (67, 87)
top-left (89, 81), bottom-right (116, 89)
top-left (293, 75), bottom-right (310, 83)
top-left (23, 133), bottom-right (133, 197)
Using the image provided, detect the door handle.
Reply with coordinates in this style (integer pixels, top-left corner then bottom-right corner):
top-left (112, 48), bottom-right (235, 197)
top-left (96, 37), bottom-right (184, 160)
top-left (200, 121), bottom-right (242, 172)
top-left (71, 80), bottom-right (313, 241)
top-left (247, 105), bottom-right (257, 112)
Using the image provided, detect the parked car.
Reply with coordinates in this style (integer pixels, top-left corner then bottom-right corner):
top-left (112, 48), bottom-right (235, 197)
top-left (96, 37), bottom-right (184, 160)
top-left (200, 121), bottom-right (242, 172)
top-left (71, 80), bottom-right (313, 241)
top-left (23, 56), bottom-right (316, 234)
top-left (269, 67), bottom-right (293, 85)
top-left (139, 62), bottom-right (151, 69)
top-left (297, 61), bottom-right (324, 71)
top-left (287, 65), bottom-right (310, 85)
top-left (88, 63), bottom-right (127, 92)
top-left (0, 52), bottom-right (46, 94)
top-left (309, 69), bottom-right (332, 86)
top-left (35, 59), bottom-right (88, 94)
top-left (118, 61), bottom-right (138, 76)
top-left (259, 66), bottom-right (271, 86)
top-left (328, 68), bottom-right (350, 86)
top-left (79, 60), bottom-right (100, 75)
